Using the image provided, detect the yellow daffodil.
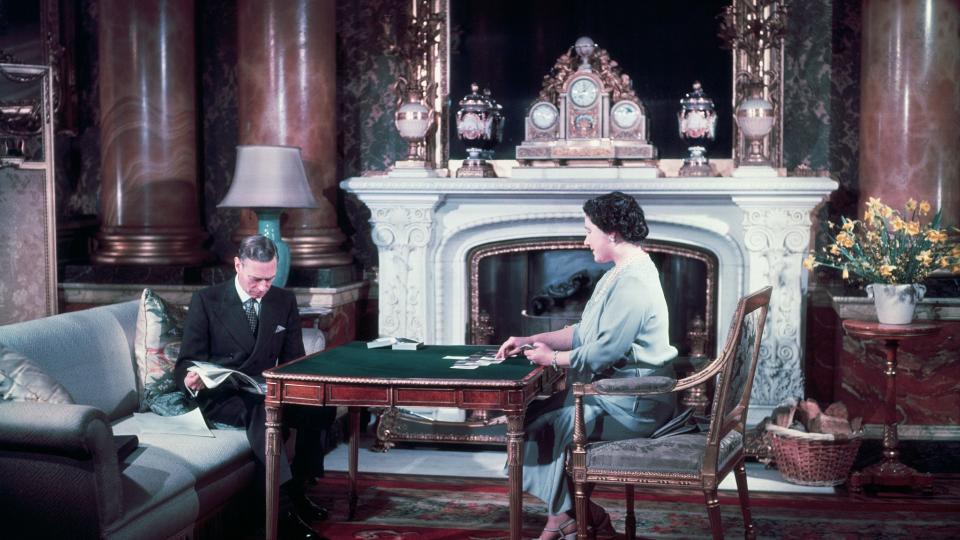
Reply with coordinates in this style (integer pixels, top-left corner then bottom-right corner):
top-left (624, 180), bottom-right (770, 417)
top-left (836, 231), bottom-right (855, 248)
top-left (925, 229), bottom-right (948, 243)
top-left (809, 195), bottom-right (955, 284)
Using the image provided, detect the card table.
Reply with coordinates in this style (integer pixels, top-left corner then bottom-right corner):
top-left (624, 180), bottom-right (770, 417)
top-left (263, 342), bottom-right (565, 540)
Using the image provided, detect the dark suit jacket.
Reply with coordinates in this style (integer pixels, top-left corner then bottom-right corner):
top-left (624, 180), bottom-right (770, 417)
top-left (174, 280), bottom-right (305, 399)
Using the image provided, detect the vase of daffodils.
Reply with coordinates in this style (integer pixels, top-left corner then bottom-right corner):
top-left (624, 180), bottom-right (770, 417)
top-left (804, 197), bottom-right (960, 324)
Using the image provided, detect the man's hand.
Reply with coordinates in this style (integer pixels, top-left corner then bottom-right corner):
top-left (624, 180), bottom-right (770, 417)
top-left (184, 371), bottom-right (206, 393)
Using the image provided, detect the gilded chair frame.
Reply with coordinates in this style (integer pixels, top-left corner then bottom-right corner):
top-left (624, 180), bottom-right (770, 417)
top-left (567, 286), bottom-right (772, 540)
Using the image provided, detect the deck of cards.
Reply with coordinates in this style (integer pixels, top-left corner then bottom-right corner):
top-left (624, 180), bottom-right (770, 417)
top-left (446, 349), bottom-right (503, 369)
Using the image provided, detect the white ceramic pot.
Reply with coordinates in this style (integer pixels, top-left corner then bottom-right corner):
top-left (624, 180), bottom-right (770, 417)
top-left (865, 283), bottom-right (926, 325)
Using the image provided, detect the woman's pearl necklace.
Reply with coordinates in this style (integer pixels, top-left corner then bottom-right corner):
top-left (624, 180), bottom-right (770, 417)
top-left (589, 250), bottom-right (647, 302)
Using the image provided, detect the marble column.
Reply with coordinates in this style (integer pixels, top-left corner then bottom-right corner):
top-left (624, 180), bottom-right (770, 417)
top-left (235, 0), bottom-right (350, 267)
top-left (95, 0), bottom-right (207, 265)
top-left (859, 0), bottom-right (960, 223)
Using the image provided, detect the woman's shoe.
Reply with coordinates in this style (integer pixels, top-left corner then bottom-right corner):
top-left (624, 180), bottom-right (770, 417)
top-left (588, 502), bottom-right (617, 539)
top-left (540, 517), bottom-right (578, 540)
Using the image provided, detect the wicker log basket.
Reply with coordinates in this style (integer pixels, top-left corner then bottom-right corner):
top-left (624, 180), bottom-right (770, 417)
top-left (767, 424), bottom-right (863, 487)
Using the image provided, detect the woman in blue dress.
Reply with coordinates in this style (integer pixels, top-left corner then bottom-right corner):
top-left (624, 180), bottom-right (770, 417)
top-left (497, 191), bottom-right (678, 540)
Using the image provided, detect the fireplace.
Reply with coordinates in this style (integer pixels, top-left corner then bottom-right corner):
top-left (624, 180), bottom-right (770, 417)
top-left (468, 238), bottom-right (717, 356)
top-left (342, 172), bottom-right (836, 421)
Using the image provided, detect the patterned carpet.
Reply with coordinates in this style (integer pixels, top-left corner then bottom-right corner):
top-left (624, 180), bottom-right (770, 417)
top-left (303, 473), bottom-right (960, 539)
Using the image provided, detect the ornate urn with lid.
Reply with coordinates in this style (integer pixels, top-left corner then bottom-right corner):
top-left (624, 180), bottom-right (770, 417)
top-left (677, 81), bottom-right (717, 177)
top-left (455, 83), bottom-right (503, 177)
top-left (392, 78), bottom-right (436, 173)
top-left (735, 82), bottom-right (775, 166)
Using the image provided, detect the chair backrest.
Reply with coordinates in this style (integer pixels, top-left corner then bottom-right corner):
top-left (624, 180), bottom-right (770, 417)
top-left (696, 287), bottom-right (771, 472)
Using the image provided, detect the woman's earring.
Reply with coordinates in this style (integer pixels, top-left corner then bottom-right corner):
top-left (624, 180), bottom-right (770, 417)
top-left (609, 235), bottom-right (616, 244)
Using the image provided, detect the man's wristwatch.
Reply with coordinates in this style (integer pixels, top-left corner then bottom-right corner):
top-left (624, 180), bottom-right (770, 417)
top-left (550, 350), bottom-right (559, 369)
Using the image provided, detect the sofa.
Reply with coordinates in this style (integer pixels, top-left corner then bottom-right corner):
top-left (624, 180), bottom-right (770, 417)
top-left (0, 298), bottom-right (326, 539)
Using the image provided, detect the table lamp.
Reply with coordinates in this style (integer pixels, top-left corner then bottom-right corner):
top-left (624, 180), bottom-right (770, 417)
top-left (218, 145), bottom-right (318, 287)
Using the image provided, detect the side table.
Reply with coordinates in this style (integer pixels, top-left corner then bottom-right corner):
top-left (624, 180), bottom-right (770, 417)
top-left (841, 319), bottom-right (940, 493)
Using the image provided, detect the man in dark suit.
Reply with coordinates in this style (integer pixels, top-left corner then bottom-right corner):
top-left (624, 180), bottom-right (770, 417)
top-left (175, 234), bottom-right (332, 539)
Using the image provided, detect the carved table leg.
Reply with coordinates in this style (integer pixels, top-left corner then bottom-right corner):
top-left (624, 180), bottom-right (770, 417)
top-left (349, 406), bottom-right (360, 519)
top-left (849, 338), bottom-right (933, 492)
top-left (505, 412), bottom-right (525, 540)
top-left (265, 403), bottom-right (282, 540)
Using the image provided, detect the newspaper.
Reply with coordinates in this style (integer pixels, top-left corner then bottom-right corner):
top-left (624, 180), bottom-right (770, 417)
top-left (187, 361), bottom-right (266, 395)
top-left (132, 407), bottom-right (214, 438)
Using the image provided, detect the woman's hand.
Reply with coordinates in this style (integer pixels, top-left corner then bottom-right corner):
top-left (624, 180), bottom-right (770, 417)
top-left (523, 342), bottom-right (554, 366)
top-left (496, 336), bottom-right (532, 359)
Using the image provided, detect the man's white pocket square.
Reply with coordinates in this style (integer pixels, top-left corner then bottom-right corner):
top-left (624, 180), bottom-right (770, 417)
top-left (275, 325), bottom-right (286, 333)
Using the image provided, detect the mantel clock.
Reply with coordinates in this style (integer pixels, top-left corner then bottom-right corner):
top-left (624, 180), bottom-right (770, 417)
top-left (517, 37), bottom-right (655, 167)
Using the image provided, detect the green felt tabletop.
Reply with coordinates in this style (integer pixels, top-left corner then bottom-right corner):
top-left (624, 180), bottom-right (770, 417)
top-left (270, 341), bottom-right (538, 382)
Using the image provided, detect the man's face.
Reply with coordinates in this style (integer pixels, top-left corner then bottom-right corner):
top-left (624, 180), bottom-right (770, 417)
top-left (234, 256), bottom-right (277, 299)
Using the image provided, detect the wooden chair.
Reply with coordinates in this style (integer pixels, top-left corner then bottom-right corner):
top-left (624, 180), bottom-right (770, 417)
top-left (567, 286), bottom-right (772, 539)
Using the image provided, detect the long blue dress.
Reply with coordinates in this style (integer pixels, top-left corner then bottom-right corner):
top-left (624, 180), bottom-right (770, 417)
top-left (522, 251), bottom-right (678, 514)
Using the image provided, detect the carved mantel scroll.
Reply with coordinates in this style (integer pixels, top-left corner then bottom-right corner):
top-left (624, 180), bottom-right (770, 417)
top-left (732, 198), bottom-right (819, 403)
top-left (366, 195), bottom-right (442, 341)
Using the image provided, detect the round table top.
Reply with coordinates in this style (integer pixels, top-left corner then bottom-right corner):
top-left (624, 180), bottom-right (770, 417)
top-left (842, 319), bottom-right (942, 340)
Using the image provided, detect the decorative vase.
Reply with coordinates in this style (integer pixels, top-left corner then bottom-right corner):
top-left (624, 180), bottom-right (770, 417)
top-left (394, 86), bottom-right (435, 165)
top-left (455, 83), bottom-right (503, 177)
top-left (677, 81), bottom-right (717, 177)
top-left (865, 283), bottom-right (926, 325)
top-left (735, 83), bottom-right (774, 166)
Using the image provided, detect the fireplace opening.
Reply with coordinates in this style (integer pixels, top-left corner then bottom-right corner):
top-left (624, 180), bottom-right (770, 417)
top-left (468, 238), bottom-right (717, 357)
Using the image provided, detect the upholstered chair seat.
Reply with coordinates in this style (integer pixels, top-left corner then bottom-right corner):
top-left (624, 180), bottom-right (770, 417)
top-left (584, 431), bottom-right (743, 476)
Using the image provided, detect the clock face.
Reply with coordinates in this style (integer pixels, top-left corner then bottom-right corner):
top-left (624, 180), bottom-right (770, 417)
top-left (611, 101), bottom-right (640, 129)
top-left (530, 102), bottom-right (558, 130)
top-left (569, 78), bottom-right (599, 107)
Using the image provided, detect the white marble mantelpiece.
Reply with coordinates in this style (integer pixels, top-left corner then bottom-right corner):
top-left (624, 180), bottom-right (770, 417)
top-left (341, 172), bottom-right (838, 418)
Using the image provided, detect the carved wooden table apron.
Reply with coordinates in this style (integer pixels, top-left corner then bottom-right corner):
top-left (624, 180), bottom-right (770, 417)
top-left (263, 342), bottom-right (565, 540)
top-left (841, 319), bottom-right (941, 493)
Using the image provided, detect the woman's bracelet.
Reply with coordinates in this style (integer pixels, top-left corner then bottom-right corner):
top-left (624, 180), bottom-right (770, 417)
top-left (550, 350), bottom-right (559, 369)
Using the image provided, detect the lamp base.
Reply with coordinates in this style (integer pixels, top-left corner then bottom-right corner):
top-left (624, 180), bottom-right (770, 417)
top-left (253, 210), bottom-right (291, 287)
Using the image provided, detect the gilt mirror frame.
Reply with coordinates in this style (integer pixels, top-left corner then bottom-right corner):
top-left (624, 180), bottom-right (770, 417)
top-left (406, 0), bottom-right (785, 172)
top-left (0, 62), bottom-right (59, 320)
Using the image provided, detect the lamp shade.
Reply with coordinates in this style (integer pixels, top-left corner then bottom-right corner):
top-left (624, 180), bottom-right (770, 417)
top-left (218, 145), bottom-right (319, 209)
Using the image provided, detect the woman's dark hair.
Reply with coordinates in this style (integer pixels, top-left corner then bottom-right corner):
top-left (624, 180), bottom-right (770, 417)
top-left (583, 191), bottom-right (649, 242)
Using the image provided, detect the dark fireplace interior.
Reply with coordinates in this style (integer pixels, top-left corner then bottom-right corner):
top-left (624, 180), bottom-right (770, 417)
top-left (469, 238), bottom-right (717, 357)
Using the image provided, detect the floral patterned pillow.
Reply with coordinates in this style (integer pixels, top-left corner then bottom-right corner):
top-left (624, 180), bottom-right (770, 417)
top-left (134, 288), bottom-right (187, 412)
top-left (0, 344), bottom-right (74, 404)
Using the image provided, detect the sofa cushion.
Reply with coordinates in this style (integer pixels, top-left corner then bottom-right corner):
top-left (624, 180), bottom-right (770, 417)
top-left (0, 344), bottom-right (74, 403)
top-left (0, 301), bottom-right (139, 420)
top-left (135, 289), bottom-right (188, 412)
